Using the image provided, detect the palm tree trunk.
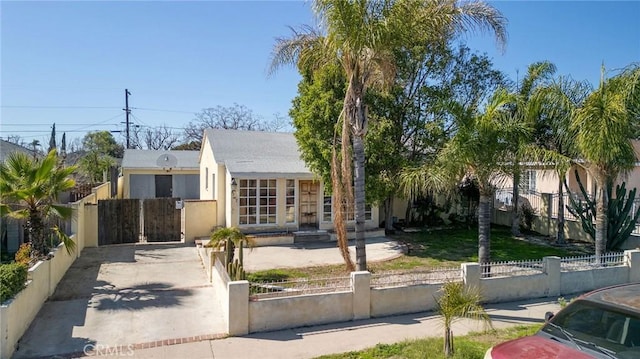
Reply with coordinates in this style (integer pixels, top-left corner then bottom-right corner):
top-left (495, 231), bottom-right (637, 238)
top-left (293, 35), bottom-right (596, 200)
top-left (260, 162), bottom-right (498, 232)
top-left (444, 326), bottom-right (454, 357)
top-left (512, 170), bottom-right (521, 236)
top-left (478, 193), bottom-right (491, 275)
top-left (353, 132), bottom-right (367, 271)
top-left (556, 176), bottom-right (566, 245)
top-left (27, 209), bottom-right (47, 258)
top-left (595, 183), bottom-right (607, 264)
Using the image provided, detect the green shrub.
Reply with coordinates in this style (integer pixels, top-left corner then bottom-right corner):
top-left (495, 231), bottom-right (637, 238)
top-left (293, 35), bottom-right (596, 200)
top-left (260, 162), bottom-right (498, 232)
top-left (0, 263), bottom-right (28, 303)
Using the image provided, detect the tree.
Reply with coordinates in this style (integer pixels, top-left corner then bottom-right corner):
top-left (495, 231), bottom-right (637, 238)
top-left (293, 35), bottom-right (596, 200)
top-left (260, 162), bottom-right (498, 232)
top-left (272, 0), bottom-right (507, 271)
top-left (206, 227), bottom-right (256, 279)
top-left (184, 104), bottom-right (288, 146)
top-left (48, 123), bottom-right (57, 153)
top-left (401, 89), bottom-right (526, 266)
top-left (571, 64), bottom-right (640, 260)
top-left (79, 131), bottom-right (123, 184)
top-left (436, 281), bottom-right (491, 357)
top-left (534, 76), bottom-right (591, 244)
top-left (0, 149), bottom-right (77, 259)
top-left (131, 125), bottom-right (181, 150)
top-left (507, 61), bottom-right (557, 237)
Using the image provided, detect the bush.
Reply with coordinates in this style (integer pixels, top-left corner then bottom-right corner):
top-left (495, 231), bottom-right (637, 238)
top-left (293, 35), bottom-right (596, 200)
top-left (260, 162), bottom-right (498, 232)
top-left (15, 243), bottom-right (32, 267)
top-left (0, 263), bottom-right (28, 303)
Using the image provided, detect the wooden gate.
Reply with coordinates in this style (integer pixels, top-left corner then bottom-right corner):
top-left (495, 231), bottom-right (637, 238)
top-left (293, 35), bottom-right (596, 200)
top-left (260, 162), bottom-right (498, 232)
top-left (143, 198), bottom-right (181, 242)
top-left (98, 199), bottom-right (140, 245)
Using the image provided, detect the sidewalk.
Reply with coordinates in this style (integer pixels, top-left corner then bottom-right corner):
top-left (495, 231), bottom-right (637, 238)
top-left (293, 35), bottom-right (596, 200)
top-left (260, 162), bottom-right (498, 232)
top-left (91, 297), bottom-right (561, 359)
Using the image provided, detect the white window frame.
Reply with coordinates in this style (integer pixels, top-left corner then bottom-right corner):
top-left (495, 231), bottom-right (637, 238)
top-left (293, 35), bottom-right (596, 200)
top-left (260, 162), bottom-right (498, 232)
top-left (238, 179), bottom-right (277, 225)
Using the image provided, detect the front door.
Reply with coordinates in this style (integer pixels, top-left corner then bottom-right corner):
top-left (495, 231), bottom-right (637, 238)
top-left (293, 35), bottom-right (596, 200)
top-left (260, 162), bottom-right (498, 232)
top-left (155, 175), bottom-right (173, 198)
top-left (299, 181), bottom-right (318, 229)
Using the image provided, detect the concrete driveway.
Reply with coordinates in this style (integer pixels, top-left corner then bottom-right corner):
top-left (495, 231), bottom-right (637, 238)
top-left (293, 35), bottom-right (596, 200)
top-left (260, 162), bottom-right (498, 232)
top-left (13, 243), bottom-right (225, 359)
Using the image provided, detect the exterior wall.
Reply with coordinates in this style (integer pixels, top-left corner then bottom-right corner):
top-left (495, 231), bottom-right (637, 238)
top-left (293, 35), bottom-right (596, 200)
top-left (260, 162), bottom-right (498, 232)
top-left (249, 292), bottom-right (353, 333)
top-left (123, 169), bottom-right (199, 199)
top-left (370, 284), bottom-right (440, 317)
top-left (201, 250), bottom-right (640, 338)
top-left (560, 267), bottom-right (630, 295)
top-left (199, 136), bottom-right (215, 201)
top-left (182, 200), bottom-right (217, 243)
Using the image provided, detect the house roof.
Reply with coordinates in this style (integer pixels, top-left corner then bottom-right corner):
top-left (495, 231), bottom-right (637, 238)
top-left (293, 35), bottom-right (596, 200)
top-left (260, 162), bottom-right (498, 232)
top-left (0, 139), bottom-right (39, 162)
top-left (122, 149), bottom-right (199, 170)
top-left (203, 129), bottom-right (314, 178)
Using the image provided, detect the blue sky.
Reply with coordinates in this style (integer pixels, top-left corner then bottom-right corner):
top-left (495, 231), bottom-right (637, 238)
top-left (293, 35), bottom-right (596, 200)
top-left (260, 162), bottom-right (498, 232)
top-left (1, 1), bottom-right (639, 148)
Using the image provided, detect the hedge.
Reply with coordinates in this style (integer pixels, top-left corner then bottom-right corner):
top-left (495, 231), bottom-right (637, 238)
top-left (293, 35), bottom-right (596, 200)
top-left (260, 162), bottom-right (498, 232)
top-left (0, 263), bottom-right (28, 303)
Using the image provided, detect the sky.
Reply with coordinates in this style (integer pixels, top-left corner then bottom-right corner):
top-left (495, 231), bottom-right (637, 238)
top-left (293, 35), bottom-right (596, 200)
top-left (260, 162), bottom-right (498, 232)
top-left (1, 1), bottom-right (639, 149)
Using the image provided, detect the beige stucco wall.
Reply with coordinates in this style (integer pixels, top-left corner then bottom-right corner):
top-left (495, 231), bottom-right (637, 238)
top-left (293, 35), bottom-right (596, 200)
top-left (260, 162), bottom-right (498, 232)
top-left (183, 200), bottom-right (217, 243)
top-left (249, 292), bottom-right (353, 333)
top-left (560, 267), bottom-right (630, 295)
top-left (480, 274), bottom-right (548, 303)
top-left (370, 284), bottom-right (440, 317)
top-left (0, 241), bottom-right (82, 359)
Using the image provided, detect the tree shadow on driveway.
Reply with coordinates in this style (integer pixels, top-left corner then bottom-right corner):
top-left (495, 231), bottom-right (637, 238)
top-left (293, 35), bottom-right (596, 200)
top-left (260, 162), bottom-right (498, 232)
top-left (90, 281), bottom-right (193, 311)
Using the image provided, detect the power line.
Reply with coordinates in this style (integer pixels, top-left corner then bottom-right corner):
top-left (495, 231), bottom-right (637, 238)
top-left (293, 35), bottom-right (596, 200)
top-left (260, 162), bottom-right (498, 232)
top-left (131, 107), bottom-right (196, 114)
top-left (1, 105), bottom-right (120, 109)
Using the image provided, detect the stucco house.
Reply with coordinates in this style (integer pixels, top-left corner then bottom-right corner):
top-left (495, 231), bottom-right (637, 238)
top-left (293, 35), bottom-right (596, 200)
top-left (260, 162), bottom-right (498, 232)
top-left (121, 149), bottom-right (200, 199)
top-left (199, 129), bottom-right (379, 234)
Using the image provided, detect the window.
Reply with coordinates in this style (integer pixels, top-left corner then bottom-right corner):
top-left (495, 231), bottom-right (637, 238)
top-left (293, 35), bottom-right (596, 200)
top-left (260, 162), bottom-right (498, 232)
top-left (205, 167), bottom-right (209, 189)
top-left (520, 170), bottom-right (536, 194)
top-left (322, 194), bottom-right (372, 222)
top-left (238, 179), bottom-right (277, 225)
top-left (286, 180), bottom-right (295, 223)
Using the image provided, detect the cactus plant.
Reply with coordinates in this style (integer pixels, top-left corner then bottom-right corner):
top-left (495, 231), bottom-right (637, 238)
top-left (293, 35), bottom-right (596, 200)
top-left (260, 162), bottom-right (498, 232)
top-left (567, 170), bottom-right (640, 250)
top-left (205, 226), bottom-right (255, 278)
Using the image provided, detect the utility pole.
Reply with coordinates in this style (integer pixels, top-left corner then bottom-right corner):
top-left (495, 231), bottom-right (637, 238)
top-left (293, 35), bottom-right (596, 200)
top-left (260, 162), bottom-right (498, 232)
top-left (124, 89), bottom-right (131, 149)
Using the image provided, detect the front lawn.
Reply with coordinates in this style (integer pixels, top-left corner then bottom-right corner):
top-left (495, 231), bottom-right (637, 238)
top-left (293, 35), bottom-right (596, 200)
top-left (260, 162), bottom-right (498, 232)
top-left (247, 226), bottom-right (587, 282)
top-left (314, 324), bottom-right (542, 359)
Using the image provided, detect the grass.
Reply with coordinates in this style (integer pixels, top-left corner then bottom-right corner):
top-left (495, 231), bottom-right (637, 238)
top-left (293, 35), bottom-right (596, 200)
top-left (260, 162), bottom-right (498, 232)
top-left (314, 324), bottom-right (542, 359)
top-left (247, 226), bottom-right (586, 282)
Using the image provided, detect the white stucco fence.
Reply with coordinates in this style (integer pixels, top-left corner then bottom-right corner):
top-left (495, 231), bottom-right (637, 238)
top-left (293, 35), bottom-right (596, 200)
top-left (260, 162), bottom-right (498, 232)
top-left (202, 249), bottom-right (640, 336)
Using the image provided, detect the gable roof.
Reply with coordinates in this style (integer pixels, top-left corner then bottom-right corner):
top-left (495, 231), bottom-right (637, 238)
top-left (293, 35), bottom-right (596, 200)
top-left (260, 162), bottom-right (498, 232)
top-left (203, 129), bottom-right (313, 178)
top-left (122, 149), bottom-right (199, 170)
top-left (0, 139), bottom-right (39, 162)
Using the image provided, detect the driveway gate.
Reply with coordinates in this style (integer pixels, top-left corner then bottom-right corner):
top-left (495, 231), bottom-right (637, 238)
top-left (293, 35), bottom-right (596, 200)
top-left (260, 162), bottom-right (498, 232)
top-left (98, 199), bottom-right (140, 245)
top-left (98, 198), bottom-right (182, 245)
top-left (143, 198), bottom-right (182, 242)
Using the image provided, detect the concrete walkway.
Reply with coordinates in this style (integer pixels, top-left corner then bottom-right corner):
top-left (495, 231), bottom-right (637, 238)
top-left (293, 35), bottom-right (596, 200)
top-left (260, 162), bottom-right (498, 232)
top-left (87, 297), bottom-right (562, 358)
top-left (243, 237), bottom-right (405, 271)
top-left (12, 243), bottom-right (225, 359)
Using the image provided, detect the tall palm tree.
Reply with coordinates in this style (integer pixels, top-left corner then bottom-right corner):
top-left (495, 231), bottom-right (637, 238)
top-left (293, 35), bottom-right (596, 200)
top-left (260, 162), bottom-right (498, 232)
top-left (507, 61), bottom-right (557, 236)
top-left (571, 64), bottom-right (640, 261)
top-left (436, 281), bottom-right (492, 357)
top-left (0, 149), bottom-right (77, 258)
top-left (401, 89), bottom-right (527, 266)
top-left (533, 76), bottom-right (591, 244)
top-left (271, 0), bottom-right (507, 271)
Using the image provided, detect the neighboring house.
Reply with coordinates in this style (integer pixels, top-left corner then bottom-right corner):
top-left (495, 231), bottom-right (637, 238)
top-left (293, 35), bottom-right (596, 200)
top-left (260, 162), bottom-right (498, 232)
top-left (199, 129), bottom-right (379, 233)
top-left (508, 140), bottom-right (640, 197)
top-left (0, 139), bottom-right (39, 254)
top-left (121, 149), bottom-right (200, 199)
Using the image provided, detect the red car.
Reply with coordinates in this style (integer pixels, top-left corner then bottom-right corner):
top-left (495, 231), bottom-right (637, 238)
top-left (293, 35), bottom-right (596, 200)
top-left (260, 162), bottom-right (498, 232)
top-left (485, 283), bottom-right (640, 359)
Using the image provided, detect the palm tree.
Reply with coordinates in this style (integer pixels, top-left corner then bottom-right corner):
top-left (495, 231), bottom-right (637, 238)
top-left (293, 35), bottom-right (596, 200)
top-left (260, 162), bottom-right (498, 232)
top-left (533, 76), bottom-right (591, 245)
top-left (507, 61), bottom-right (557, 237)
top-left (0, 149), bottom-right (77, 259)
top-left (270, 0), bottom-right (507, 271)
top-left (436, 281), bottom-right (492, 357)
top-left (571, 64), bottom-right (640, 261)
top-left (401, 89), bottom-right (527, 266)
top-left (206, 226), bottom-right (256, 268)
